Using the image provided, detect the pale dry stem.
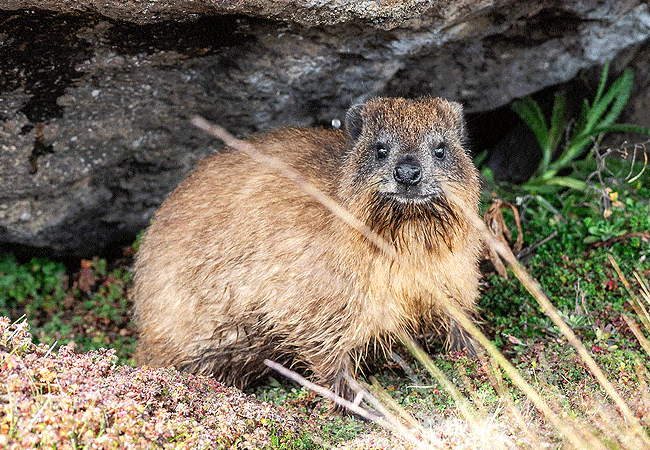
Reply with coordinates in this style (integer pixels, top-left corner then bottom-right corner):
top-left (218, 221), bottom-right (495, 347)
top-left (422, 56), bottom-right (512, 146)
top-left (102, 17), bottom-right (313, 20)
top-left (365, 377), bottom-right (424, 432)
top-left (611, 256), bottom-right (650, 332)
top-left (194, 117), bottom-right (648, 449)
top-left (443, 185), bottom-right (649, 448)
top-left (263, 360), bottom-right (432, 450)
top-left (486, 359), bottom-right (546, 450)
top-left (191, 116), bottom-right (398, 261)
top-left (398, 331), bottom-right (477, 424)
top-left (621, 315), bottom-right (650, 356)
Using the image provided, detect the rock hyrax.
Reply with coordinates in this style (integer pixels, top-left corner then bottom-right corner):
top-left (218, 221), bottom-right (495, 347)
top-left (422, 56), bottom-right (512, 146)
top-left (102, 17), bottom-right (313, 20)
top-left (133, 97), bottom-right (481, 402)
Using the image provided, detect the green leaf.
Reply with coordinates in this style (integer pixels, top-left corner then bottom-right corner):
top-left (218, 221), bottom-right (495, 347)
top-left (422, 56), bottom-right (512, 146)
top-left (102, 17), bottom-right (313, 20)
top-left (522, 175), bottom-right (588, 192)
top-left (592, 123), bottom-right (650, 136)
top-left (593, 61), bottom-right (610, 106)
top-left (599, 68), bottom-right (633, 128)
top-left (519, 182), bottom-right (564, 194)
top-left (512, 97), bottom-right (549, 151)
top-left (555, 121), bottom-right (650, 172)
top-left (544, 176), bottom-right (588, 191)
top-left (473, 149), bottom-right (488, 167)
top-left (552, 134), bottom-right (596, 171)
top-left (560, 69), bottom-right (634, 168)
top-left (584, 69), bottom-right (631, 133)
top-left (574, 99), bottom-right (591, 139)
top-left (481, 166), bottom-right (495, 184)
top-left (545, 92), bottom-right (567, 171)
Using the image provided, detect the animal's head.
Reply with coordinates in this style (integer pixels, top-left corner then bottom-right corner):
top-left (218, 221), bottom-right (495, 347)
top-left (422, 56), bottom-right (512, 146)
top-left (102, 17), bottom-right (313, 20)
top-left (341, 97), bottom-right (480, 250)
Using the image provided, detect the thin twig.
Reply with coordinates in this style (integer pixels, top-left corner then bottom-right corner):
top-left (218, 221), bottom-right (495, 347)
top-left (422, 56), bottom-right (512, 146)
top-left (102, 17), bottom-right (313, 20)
top-left (516, 230), bottom-right (558, 261)
top-left (263, 360), bottom-right (432, 449)
top-left (589, 232), bottom-right (650, 249)
top-left (193, 117), bottom-right (628, 449)
top-left (445, 184), bottom-right (649, 448)
top-left (263, 360), bottom-right (380, 422)
top-left (626, 141), bottom-right (648, 183)
top-left (192, 116), bottom-right (398, 260)
top-left (43, 341), bottom-right (58, 359)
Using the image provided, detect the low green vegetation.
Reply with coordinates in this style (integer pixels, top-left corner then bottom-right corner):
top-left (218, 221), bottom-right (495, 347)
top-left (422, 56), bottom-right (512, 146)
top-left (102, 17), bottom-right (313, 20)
top-left (0, 153), bottom-right (648, 447)
top-left (1, 151), bottom-right (649, 447)
top-left (480, 180), bottom-right (649, 351)
top-left (508, 60), bottom-right (650, 193)
top-left (0, 253), bottom-right (137, 364)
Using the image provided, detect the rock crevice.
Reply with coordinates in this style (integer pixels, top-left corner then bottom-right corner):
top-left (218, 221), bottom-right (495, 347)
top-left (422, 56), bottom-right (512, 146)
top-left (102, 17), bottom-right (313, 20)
top-left (1, 1), bottom-right (649, 256)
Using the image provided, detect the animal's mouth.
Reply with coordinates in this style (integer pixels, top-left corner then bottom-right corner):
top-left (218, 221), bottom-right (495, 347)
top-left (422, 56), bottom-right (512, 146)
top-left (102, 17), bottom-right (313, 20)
top-left (385, 192), bottom-right (432, 204)
top-left (383, 186), bottom-right (444, 204)
top-left (366, 190), bottom-right (460, 252)
top-left (371, 189), bottom-right (455, 223)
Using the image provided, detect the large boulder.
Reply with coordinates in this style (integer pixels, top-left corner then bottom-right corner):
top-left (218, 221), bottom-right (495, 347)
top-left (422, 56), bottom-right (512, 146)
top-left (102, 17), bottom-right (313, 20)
top-left (1, 1), bottom-right (649, 257)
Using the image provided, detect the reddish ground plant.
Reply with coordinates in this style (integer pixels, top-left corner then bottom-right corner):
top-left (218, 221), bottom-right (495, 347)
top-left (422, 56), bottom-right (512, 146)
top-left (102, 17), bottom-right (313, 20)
top-left (0, 317), bottom-right (312, 449)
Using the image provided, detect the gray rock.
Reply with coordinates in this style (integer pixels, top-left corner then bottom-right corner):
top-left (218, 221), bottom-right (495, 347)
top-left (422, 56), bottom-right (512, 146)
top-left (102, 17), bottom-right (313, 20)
top-left (0, 0), bottom-right (505, 27)
top-left (1, 1), bottom-right (650, 257)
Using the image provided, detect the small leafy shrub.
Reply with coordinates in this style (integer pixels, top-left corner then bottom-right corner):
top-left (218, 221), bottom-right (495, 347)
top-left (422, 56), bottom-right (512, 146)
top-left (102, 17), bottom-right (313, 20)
top-left (0, 317), bottom-right (313, 450)
top-left (480, 184), bottom-right (650, 350)
top-left (0, 255), bottom-right (68, 325)
top-left (510, 61), bottom-right (650, 192)
top-left (0, 254), bottom-right (137, 363)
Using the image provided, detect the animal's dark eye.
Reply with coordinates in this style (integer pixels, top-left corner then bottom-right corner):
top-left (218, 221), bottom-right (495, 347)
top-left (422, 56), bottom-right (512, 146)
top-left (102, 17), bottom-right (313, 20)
top-left (375, 142), bottom-right (389, 159)
top-left (433, 142), bottom-right (446, 159)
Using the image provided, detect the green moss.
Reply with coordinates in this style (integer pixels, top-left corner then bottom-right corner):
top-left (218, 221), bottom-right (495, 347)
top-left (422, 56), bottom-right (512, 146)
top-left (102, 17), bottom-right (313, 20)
top-left (0, 254), bottom-right (136, 363)
top-left (480, 184), bottom-right (649, 355)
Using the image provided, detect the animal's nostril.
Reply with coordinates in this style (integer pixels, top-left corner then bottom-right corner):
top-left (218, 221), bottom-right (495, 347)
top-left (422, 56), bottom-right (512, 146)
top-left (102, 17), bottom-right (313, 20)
top-left (394, 160), bottom-right (422, 186)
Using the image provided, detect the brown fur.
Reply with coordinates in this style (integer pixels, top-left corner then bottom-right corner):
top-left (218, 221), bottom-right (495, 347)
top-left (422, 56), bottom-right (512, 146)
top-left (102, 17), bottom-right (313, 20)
top-left (132, 97), bottom-right (481, 402)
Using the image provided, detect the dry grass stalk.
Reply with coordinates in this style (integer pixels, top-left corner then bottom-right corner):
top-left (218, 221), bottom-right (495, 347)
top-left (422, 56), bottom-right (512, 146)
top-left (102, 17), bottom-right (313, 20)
top-left (191, 116), bottom-right (398, 261)
top-left (425, 282), bottom-right (604, 450)
top-left (443, 186), bottom-right (650, 447)
top-left (486, 358), bottom-right (546, 450)
top-left (194, 117), bottom-right (596, 448)
top-left (483, 198), bottom-right (524, 278)
top-left (621, 314), bottom-right (650, 356)
top-left (626, 144), bottom-right (648, 184)
top-left (194, 117), bottom-right (648, 449)
top-left (365, 376), bottom-right (424, 431)
top-left (633, 361), bottom-right (650, 415)
top-left (398, 331), bottom-right (477, 424)
top-left (635, 271), bottom-right (650, 303)
top-left (263, 360), bottom-right (433, 449)
top-left (610, 255), bottom-right (650, 332)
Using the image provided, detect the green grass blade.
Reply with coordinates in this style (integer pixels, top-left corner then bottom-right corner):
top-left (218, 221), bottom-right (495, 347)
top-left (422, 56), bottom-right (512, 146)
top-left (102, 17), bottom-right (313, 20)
top-left (556, 69), bottom-right (638, 172)
top-left (521, 176), bottom-right (584, 193)
top-left (544, 176), bottom-right (588, 191)
top-left (520, 181), bottom-right (563, 194)
top-left (553, 120), bottom-right (650, 172)
top-left (599, 68), bottom-right (633, 128)
top-left (574, 99), bottom-right (590, 139)
top-left (584, 79), bottom-right (618, 132)
top-left (593, 123), bottom-right (650, 136)
top-left (545, 92), bottom-right (567, 171)
top-left (512, 97), bottom-right (549, 152)
top-left (551, 133), bottom-right (595, 172)
top-left (593, 60), bottom-right (610, 106)
top-left (473, 149), bottom-right (488, 167)
top-left (584, 70), bottom-right (630, 133)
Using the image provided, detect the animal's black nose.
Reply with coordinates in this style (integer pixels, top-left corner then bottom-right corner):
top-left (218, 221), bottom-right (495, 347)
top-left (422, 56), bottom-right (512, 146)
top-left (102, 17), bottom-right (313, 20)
top-left (394, 158), bottom-right (422, 186)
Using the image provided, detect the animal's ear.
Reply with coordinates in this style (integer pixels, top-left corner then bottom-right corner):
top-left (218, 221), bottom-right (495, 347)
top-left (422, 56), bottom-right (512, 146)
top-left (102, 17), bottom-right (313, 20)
top-left (345, 104), bottom-right (364, 141)
top-left (449, 101), bottom-right (467, 142)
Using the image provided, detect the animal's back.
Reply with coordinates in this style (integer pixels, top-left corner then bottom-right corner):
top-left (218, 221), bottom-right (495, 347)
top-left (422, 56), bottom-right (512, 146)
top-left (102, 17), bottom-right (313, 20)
top-left (133, 127), bottom-right (358, 386)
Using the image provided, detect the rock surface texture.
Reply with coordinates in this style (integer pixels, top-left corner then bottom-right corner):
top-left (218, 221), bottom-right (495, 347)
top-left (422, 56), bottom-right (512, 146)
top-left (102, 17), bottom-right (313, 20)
top-left (1, 1), bottom-right (650, 256)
